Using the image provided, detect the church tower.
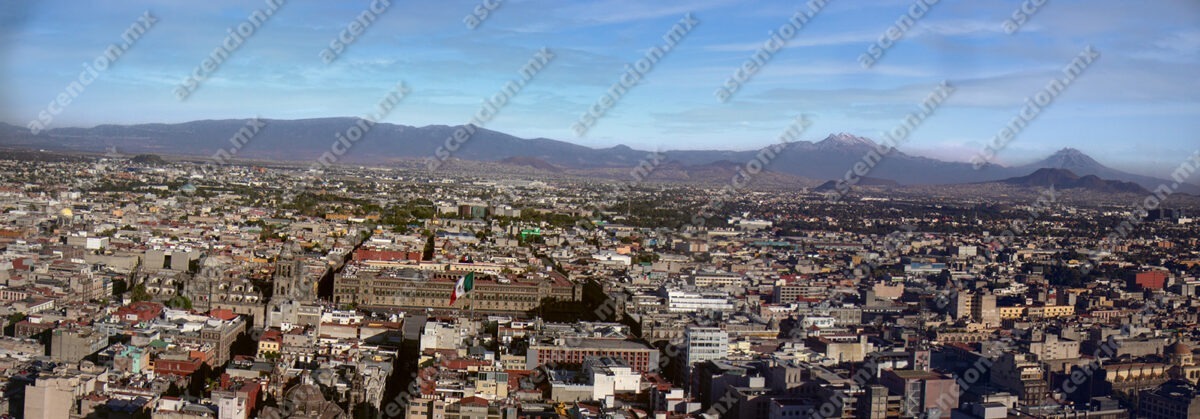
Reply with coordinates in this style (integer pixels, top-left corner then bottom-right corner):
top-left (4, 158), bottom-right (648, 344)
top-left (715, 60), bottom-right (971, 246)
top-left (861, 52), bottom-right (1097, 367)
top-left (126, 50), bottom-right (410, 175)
top-left (273, 242), bottom-right (306, 301)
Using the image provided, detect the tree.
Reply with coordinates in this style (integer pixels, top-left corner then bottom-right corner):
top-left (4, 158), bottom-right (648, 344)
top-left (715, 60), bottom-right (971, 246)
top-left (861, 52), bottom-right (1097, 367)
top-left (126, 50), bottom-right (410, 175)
top-left (166, 295), bottom-right (193, 310)
top-left (131, 284), bottom-right (152, 302)
top-left (3, 313), bottom-right (26, 337)
top-left (633, 252), bottom-right (659, 264)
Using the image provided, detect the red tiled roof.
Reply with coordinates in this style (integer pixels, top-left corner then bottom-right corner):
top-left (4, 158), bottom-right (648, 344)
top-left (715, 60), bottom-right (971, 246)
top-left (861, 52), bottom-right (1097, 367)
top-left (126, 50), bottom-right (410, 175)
top-left (460, 396), bottom-right (489, 407)
top-left (506, 369), bottom-right (533, 389)
top-left (441, 359), bottom-right (491, 370)
top-left (209, 309), bottom-right (238, 321)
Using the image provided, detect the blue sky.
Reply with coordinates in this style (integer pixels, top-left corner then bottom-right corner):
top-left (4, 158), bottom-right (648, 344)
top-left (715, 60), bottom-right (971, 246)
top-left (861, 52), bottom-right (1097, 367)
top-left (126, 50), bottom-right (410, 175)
top-left (1, 0), bottom-right (1197, 176)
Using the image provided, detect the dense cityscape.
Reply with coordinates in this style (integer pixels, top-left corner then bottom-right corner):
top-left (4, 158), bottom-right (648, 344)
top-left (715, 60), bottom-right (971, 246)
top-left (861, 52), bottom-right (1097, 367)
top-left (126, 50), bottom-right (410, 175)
top-left (0, 151), bottom-right (1194, 418)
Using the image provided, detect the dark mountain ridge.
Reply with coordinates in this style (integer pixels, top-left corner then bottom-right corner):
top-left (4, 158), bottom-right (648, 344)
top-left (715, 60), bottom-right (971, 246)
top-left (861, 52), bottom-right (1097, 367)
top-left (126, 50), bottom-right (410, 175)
top-left (1, 119), bottom-right (1194, 193)
top-left (996, 168), bottom-right (1149, 194)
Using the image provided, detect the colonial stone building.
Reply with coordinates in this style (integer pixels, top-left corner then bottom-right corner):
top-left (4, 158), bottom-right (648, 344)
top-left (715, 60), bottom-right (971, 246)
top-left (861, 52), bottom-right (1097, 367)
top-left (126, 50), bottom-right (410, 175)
top-left (186, 256), bottom-right (266, 327)
top-left (334, 265), bottom-right (580, 313)
top-left (267, 243), bottom-right (328, 329)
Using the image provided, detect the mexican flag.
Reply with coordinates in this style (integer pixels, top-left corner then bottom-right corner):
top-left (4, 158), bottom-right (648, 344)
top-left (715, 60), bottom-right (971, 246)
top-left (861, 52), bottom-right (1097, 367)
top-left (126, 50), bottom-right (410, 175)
top-left (450, 272), bottom-right (474, 305)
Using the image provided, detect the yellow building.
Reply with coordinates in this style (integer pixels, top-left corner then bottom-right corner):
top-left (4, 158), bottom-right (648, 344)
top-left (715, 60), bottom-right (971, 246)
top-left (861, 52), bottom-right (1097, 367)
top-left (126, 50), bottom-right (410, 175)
top-left (256, 329), bottom-right (282, 358)
top-left (999, 306), bottom-right (1025, 319)
top-left (1167, 342), bottom-right (1200, 384)
top-left (1027, 305), bottom-right (1075, 318)
top-left (998, 305), bottom-right (1075, 320)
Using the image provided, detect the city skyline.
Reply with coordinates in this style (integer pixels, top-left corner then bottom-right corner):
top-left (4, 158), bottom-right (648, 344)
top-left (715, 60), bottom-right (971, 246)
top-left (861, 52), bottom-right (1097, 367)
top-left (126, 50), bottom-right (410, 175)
top-left (4, 2), bottom-right (1200, 417)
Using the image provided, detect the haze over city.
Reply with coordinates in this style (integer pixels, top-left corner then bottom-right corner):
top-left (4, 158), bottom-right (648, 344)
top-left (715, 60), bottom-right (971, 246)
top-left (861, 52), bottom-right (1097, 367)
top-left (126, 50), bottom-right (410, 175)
top-left (2, 0), bottom-right (1198, 175)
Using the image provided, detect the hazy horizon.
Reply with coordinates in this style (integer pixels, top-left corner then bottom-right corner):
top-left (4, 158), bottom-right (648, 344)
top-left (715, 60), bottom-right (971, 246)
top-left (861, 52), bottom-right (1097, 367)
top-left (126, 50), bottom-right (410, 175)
top-left (8, 116), bottom-right (1194, 183)
top-left (2, 0), bottom-right (1198, 176)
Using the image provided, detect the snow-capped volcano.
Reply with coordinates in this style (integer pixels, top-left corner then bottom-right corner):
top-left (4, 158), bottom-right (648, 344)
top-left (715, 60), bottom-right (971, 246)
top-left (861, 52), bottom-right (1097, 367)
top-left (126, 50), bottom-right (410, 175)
top-left (813, 133), bottom-right (878, 151)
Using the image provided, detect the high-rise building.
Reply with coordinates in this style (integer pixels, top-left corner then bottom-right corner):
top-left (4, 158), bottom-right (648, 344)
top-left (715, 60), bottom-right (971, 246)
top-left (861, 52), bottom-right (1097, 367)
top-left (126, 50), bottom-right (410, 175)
top-left (953, 291), bottom-right (999, 327)
top-left (1139, 379), bottom-right (1200, 419)
top-left (879, 369), bottom-right (959, 418)
top-left (25, 377), bottom-right (79, 418)
top-left (856, 385), bottom-right (902, 419)
top-left (50, 326), bottom-right (107, 363)
top-left (685, 326), bottom-right (730, 366)
top-left (990, 352), bottom-right (1049, 406)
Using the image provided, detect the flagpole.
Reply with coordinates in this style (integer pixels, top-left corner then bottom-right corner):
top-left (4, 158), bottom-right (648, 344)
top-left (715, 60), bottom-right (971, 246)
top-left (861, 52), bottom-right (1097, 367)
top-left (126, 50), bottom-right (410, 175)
top-left (469, 279), bottom-right (476, 321)
top-left (451, 272), bottom-right (476, 322)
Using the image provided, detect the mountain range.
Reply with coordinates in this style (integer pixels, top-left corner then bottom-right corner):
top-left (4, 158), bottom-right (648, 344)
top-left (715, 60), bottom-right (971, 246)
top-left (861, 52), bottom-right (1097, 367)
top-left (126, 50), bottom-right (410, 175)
top-left (1, 118), bottom-right (1195, 194)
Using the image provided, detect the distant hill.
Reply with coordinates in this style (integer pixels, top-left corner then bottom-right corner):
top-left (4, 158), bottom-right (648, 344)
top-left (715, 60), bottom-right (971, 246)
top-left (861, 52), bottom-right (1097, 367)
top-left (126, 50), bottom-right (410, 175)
top-left (498, 156), bottom-right (561, 173)
top-left (569, 159), bottom-right (818, 187)
top-left (130, 154), bottom-right (165, 165)
top-left (1013, 148), bottom-right (1191, 193)
top-left (813, 177), bottom-right (900, 192)
top-left (996, 168), bottom-right (1149, 194)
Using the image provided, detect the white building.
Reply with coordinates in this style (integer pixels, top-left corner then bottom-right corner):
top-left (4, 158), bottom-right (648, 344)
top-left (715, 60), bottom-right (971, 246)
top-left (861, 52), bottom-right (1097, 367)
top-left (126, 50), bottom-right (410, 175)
top-left (214, 391), bottom-right (248, 419)
top-left (800, 316), bottom-right (836, 329)
top-left (665, 289), bottom-right (735, 313)
top-left (320, 310), bottom-right (363, 325)
top-left (85, 237), bottom-right (109, 250)
top-left (592, 251), bottom-right (632, 266)
top-left (420, 321), bottom-right (471, 352)
top-left (691, 272), bottom-right (743, 287)
top-left (732, 218), bottom-right (773, 230)
top-left (684, 326), bottom-right (729, 365)
top-left (954, 245), bottom-right (978, 257)
top-left (585, 357), bottom-right (640, 401)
